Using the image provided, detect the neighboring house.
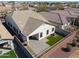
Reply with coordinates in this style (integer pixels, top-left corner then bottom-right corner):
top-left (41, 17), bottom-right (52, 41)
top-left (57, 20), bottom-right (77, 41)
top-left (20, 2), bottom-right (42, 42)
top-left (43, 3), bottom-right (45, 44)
top-left (5, 10), bottom-right (55, 45)
top-left (40, 11), bottom-right (70, 30)
top-left (0, 21), bottom-right (14, 50)
top-left (65, 8), bottom-right (79, 25)
top-left (51, 10), bottom-right (72, 29)
top-left (40, 12), bottom-right (62, 29)
top-left (65, 8), bottom-right (79, 26)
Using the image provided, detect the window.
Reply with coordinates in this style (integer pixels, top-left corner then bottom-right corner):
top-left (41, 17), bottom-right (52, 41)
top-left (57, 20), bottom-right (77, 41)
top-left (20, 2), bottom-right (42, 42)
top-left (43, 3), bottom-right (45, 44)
top-left (47, 30), bottom-right (49, 35)
top-left (52, 28), bottom-right (54, 31)
top-left (40, 32), bottom-right (43, 38)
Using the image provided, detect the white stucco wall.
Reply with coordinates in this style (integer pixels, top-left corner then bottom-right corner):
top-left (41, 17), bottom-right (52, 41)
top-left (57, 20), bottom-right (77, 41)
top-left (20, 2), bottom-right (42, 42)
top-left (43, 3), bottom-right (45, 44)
top-left (28, 23), bottom-right (55, 40)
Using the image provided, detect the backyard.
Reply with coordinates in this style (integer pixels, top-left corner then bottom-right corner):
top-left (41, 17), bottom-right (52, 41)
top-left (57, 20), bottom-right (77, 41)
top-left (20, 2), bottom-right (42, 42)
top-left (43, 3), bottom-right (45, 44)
top-left (47, 34), bottom-right (63, 46)
top-left (0, 50), bottom-right (17, 58)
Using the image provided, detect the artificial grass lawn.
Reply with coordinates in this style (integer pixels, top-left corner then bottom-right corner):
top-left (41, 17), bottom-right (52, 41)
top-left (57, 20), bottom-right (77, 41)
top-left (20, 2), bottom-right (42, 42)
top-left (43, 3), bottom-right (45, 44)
top-left (47, 34), bottom-right (63, 46)
top-left (0, 50), bottom-right (17, 58)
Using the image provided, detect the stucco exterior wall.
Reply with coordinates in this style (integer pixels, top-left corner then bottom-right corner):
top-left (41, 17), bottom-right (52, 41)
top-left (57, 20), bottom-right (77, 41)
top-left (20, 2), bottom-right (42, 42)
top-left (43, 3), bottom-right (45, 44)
top-left (28, 24), bottom-right (55, 40)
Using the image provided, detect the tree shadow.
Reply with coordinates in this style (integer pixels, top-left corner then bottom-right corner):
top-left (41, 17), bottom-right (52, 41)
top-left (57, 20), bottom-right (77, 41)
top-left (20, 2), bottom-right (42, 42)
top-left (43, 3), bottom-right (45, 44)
top-left (61, 48), bottom-right (71, 52)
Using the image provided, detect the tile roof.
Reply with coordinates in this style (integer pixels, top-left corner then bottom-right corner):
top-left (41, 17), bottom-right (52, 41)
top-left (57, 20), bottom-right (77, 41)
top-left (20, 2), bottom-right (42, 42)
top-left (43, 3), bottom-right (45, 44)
top-left (6, 10), bottom-right (49, 36)
top-left (0, 21), bottom-right (13, 40)
top-left (40, 12), bottom-right (62, 24)
top-left (65, 8), bottom-right (79, 16)
top-left (9, 10), bottom-right (49, 31)
top-left (50, 10), bottom-right (70, 16)
top-left (23, 17), bottom-right (44, 36)
top-left (0, 6), bottom-right (6, 12)
top-left (50, 10), bottom-right (72, 24)
top-left (40, 11), bottom-right (69, 25)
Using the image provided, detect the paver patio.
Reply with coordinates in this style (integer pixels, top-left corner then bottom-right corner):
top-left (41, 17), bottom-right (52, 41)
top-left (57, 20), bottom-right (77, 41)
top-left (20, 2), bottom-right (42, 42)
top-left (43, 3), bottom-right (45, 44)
top-left (27, 38), bottom-right (50, 55)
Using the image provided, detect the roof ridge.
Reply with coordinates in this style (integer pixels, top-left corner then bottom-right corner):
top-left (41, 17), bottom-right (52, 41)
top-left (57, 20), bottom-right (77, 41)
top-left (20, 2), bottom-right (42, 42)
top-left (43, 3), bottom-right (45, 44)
top-left (57, 13), bottom-right (63, 25)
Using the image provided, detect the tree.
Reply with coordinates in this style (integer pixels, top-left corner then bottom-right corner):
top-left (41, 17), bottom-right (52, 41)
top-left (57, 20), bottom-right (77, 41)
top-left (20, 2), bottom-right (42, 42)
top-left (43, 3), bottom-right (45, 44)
top-left (36, 4), bottom-right (48, 12)
top-left (17, 2), bottom-right (28, 10)
top-left (67, 2), bottom-right (76, 8)
top-left (66, 43), bottom-right (72, 52)
top-left (55, 4), bottom-right (64, 10)
top-left (71, 40), bottom-right (77, 47)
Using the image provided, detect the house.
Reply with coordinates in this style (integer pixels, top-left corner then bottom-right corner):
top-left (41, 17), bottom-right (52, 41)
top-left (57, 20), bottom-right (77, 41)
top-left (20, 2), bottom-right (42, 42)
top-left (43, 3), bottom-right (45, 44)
top-left (65, 8), bottom-right (79, 26)
top-left (5, 10), bottom-right (55, 45)
top-left (40, 11), bottom-right (70, 30)
top-left (0, 21), bottom-right (14, 50)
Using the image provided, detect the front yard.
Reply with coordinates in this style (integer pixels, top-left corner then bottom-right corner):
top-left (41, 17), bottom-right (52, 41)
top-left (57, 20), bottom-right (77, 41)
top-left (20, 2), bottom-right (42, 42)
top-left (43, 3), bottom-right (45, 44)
top-left (0, 50), bottom-right (17, 58)
top-left (47, 34), bottom-right (63, 46)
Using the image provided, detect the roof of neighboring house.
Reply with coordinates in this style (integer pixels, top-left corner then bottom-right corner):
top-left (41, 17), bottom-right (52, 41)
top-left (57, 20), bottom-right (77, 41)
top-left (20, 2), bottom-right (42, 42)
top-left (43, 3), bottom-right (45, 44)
top-left (0, 6), bottom-right (6, 12)
top-left (40, 12), bottom-right (62, 24)
top-left (0, 6), bottom-right (13, 17)
top-left (0, 21), bottom-right (13, 40)
top-left (65, 8), bottom-right (79, 17)
top-left (5, 5), bottom-right (13, 11)
top-left (50, 10), bottom-right (75, 24)
top-left (6, 10), bottom-right (49, 36)
top-left (23, 17), bottom-right (44, 36)
top-left (40, 11), bottom-right (69, 26)
top-left (50, 10), bottom-right (70, 16)
top-left (58, 13), bottom-right (69, 24)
